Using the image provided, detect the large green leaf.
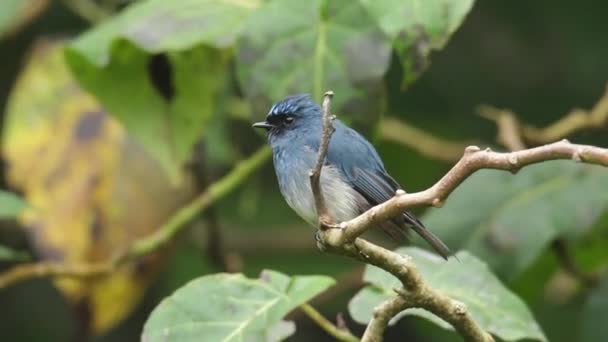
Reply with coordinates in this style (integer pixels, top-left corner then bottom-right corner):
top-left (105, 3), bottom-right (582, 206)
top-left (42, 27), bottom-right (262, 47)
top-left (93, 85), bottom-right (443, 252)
top-left (359, 0), bottom-right (475, 86)
top-left (236, 0), bottom-right (391, 125)
top-left (66, 0), bottom-right (259, 182)
top-left (142, 270), bottom-right (335, 341)
top-left (68, 0), bottom-right (259, 65)
top-left (581, 274), bottom-right (608, 342)
top-left (0, 190), bottom-right (26, 218)
top-left (421, 161), bottom-right (608, 280)
top-left (349, 247), bottom-right (546, 342)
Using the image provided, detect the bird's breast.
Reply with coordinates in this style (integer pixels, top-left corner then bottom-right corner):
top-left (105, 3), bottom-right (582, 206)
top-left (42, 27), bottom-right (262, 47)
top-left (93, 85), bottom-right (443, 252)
top-left (273, 146), bottom-right (362, 226)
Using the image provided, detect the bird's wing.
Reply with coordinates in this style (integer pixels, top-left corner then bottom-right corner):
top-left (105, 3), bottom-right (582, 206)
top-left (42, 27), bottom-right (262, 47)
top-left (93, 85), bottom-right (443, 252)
top-left (313, 120), bottom-right (403, 203)
top-left (310, 120), bottom-right (451, 259)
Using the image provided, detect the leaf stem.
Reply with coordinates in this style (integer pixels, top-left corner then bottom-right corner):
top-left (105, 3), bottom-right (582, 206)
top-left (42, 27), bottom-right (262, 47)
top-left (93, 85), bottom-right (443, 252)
top-left (0, 146), bottom-right (271, 289)
top-left (127, 146), bottom-right (271, 259)
top-left (300, 303), bottom-right (360, 342)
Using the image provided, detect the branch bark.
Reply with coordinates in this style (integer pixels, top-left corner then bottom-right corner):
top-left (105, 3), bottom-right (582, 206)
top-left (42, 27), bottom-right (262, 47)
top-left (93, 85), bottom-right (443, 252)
top-left (309, 91), bottom-right (336, 226)
top-left (478, 84), bottom-right (608, 146)
top-left (338, 140), bottom-right (608, 244)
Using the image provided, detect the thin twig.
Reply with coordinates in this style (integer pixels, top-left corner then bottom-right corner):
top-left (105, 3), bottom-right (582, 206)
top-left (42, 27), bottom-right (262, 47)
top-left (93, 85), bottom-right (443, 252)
top-left (477, 106), bottom-right (526, 151)
top-left (0, 146), bottom-right (271, 289)
top-left (300, 303), bottom-right (360, 342)
top-left (309, 91), bottom-right (336, 226)
top-left (523, 85), bottom-right (608, 144)
top-left (126, 146), bottom-right (271, 260)
top-left (189, 143), bottom-right (236, 272)
top-left (0, 261), bottom-right (113, 288)
top-left (479, 84), bottom-right (608, 146)
top-left (379, 117), bottom-right (475, 162)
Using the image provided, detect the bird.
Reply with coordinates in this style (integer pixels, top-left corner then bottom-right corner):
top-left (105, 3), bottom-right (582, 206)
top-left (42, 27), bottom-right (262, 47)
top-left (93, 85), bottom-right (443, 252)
top-left (252, 94), bottom-right (451, 259)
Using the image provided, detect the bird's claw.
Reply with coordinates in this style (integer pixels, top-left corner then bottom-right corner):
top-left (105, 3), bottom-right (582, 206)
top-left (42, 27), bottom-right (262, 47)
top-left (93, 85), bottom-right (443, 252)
top-left (314, 231), bottom-right (329, 251)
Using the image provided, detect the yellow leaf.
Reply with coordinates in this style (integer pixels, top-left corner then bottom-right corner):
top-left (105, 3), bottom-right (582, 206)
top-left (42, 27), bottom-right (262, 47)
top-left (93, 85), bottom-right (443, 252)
top-left (3, 40), bottom-right (194, 334)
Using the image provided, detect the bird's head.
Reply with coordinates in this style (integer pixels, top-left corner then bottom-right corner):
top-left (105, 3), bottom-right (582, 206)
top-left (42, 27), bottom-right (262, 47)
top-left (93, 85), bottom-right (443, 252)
top-left (252, 94), bottom-right (321, 138)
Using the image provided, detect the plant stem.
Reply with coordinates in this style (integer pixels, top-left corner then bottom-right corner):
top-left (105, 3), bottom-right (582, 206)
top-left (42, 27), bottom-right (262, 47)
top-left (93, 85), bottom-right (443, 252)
top-left (300, 303), bottom-right (360, 342)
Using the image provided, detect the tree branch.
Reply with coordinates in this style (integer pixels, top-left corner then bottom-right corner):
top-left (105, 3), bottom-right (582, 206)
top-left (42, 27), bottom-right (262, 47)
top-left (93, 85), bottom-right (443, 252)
top-left (0, 146), bottom-right (271, 289)
top-left (309, 91), bottom-right (336, 226)
top-left (477, 106), bottom-right (526, 151)
top-left (379, 117), bottom-right (475, 162)
top-left (311, 91), bottom-right (608, 342)
top-left (479, 84), bottom-right (608, 146)
top-left (338, 140), bottom-right (607, 244)
top-left (0, 261), bottom-right (113, 288)
top-left (310, 92), bottom-right (495, 341)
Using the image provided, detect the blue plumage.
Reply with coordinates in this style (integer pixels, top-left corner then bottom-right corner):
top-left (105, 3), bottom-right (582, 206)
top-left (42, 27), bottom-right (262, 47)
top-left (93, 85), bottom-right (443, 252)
top-left (253, 94), bottom-right (451, 259)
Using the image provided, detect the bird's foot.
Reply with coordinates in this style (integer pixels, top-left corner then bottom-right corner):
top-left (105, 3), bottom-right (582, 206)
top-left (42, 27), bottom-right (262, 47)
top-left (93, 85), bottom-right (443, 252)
top-left (314, 230), bottom-right (329, 251)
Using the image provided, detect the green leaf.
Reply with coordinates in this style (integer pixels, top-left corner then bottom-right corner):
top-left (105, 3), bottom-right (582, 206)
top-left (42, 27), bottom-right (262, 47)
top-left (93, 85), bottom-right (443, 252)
top-left (0, 190), bottom-right (26, 218)
top-left (421, 161), bottom-right (608, 280)
top-left (69, 0), bottom-right (259, 65)
top-left (349, 247), bottom-right (547, 342)
top-left (66, 0), bottom-right (259, 182)
top-left (581, 274), bottom-right (608, 342)
top-left (236, 0), bottom-right (391, 125)
top-left (0, 0), bottom-right (48, 39)
top-left (142, 270), bottom-right (335, 342)
top-left (359, 0), bottom-right (475, 86)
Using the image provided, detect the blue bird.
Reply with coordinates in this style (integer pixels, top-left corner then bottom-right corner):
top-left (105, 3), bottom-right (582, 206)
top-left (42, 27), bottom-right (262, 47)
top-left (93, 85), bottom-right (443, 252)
top-left (253, 94), bottom-right (451, 259)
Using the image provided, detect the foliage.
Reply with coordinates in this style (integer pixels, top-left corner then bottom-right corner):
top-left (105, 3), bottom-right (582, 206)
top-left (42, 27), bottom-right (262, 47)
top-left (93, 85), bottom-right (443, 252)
top-left (2, 40), bottom-right (194, 333)
top-left (349, 247), bottom-right (546, 341)
top-left (0, 190), bottom-right (26, 218)
top-left (0, 0), bottom-right (607, 341)
top-left (422, 161), bottom-right (608, 280)
top-left (65, 0), bottom-right (474, 179)
top-left (142, 270), bottom-right (334, 341)
top-left (581, 274), bottom-right (608, 342)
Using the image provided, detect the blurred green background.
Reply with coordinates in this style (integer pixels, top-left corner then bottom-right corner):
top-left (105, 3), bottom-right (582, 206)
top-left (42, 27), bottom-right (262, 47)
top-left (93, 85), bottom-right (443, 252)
top-left (0, 0), bottom-right (607, 341)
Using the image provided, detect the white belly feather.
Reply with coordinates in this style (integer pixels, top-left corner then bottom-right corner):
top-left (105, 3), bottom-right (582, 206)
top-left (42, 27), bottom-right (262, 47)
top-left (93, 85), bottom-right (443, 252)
top-left (277, 160), bottom-right (361, 226)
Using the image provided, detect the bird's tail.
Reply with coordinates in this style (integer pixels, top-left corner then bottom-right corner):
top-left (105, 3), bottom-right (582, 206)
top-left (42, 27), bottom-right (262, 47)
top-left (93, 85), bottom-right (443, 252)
top-left (404, 212), bottom-right (451, 260)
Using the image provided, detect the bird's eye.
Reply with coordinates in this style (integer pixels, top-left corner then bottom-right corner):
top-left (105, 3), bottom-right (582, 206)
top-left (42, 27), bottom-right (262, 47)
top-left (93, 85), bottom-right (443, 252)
top-left (284, 116), bottom-right (294, 124)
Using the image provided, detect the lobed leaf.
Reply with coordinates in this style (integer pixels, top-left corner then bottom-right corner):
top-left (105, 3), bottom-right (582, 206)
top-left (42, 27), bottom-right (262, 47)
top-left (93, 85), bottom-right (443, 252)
top-left (142, 270), bottom-right (335, 342)
top-left (349, 247), bottom-right (546, 341)
top-left (66, 0), bottom-right (259, 182)
top-left (236, 0), bottom-right (391, 126)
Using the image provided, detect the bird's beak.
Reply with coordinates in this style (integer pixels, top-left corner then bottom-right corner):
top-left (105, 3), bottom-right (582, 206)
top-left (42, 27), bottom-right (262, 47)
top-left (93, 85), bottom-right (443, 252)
top-left (252, 121), bottom-right (274, 130)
